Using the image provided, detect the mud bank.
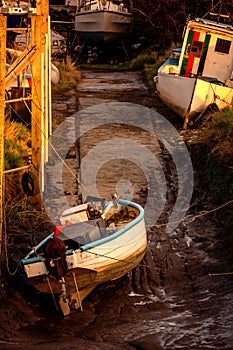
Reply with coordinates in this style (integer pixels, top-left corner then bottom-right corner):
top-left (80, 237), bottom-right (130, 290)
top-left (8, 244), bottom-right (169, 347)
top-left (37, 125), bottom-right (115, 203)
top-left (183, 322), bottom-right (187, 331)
top-left (1, 70), bottom-right (233, 350)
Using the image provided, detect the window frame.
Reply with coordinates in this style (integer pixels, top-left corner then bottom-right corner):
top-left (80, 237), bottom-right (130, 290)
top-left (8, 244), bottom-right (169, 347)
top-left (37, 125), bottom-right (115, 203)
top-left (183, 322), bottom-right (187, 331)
top-left (215, 38), bottom-right (231, 54)
top-left (190, 40), bottom-right (204, 58)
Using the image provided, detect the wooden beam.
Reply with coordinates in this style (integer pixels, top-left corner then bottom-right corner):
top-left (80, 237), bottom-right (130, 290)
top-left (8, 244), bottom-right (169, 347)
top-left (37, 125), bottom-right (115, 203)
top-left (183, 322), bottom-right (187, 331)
top-left (0, 15), bottom-right (6, 277)
top-left (31, 0), bottom-right (49, 209)
top-left (5, 45), bottom-right (39, 90)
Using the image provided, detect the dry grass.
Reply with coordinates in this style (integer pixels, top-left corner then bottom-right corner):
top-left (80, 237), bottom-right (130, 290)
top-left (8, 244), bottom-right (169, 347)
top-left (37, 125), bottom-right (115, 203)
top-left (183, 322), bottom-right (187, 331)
top-left (4, 120), bottom-right (31, 171)
top-left (52, 56), bottom-right (81, 93)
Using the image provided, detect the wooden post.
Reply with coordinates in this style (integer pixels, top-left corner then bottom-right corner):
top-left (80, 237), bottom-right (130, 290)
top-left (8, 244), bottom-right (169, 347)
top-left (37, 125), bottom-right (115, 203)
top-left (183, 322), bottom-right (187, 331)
top-left (0, 15), bottom-right (6, 277)
top-left (31, 0), bottom-right (49, 209)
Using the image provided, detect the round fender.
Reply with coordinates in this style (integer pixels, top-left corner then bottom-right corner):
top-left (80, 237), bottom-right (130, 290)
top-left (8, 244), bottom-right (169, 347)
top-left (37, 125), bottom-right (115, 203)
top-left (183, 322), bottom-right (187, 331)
top-left (22, 172), bottom-right (38, 196)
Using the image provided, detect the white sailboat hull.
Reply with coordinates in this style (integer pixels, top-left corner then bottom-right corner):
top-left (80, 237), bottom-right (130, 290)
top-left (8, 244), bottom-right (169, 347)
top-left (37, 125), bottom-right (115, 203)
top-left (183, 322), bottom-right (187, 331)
top-left (75, 10), bottom-right (133, 42)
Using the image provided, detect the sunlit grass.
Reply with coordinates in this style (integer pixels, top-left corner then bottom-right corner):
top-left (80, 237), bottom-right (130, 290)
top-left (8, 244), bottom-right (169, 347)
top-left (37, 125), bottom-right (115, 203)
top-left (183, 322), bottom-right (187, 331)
top-left (4, 120), bottom-right (31, 171)
top-left (52, 56), bottom-right (82, 93)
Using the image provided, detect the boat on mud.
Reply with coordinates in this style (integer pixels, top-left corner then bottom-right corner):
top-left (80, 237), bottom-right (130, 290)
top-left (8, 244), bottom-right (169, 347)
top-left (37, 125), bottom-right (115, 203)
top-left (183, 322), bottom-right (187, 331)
top-left (154, 17), bottom-right (233, 128)
top-left (74, 0), bottom-right (133, 43)
top-left (21, 197), bottom-right (147, 316)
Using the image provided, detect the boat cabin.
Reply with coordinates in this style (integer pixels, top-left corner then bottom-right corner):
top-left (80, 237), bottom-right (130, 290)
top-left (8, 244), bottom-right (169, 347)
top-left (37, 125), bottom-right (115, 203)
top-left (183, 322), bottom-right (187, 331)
top-left (178, 18), bottom-right (233, 84)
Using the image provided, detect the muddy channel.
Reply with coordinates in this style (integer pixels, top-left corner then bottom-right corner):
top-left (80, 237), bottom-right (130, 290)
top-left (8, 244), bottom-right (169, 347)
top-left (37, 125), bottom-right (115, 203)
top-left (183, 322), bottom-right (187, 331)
top-left (1, 70), bottom-right (233, 349)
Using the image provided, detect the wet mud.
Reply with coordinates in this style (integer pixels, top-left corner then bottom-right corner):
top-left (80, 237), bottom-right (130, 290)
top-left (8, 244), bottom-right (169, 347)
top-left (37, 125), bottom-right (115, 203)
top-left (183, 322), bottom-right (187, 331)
top-left (1, 70), bottom-right (233, 350)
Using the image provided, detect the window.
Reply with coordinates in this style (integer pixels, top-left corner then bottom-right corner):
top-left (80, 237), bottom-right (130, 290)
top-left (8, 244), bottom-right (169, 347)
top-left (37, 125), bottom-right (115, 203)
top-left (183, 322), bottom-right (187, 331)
top-left (215, 38), bottom-right (231, 54)
top-left (190, 41), bottom-right (203, 57)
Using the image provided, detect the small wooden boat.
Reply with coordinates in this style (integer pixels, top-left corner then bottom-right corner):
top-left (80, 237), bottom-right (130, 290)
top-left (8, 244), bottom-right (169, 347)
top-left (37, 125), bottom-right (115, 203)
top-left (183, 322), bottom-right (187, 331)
top-left (21, 197), bottom-right (147, 315)
top-left (74, 0), bottom-right (133, 43)
top-left (154, 17), bottom-right (233, 128)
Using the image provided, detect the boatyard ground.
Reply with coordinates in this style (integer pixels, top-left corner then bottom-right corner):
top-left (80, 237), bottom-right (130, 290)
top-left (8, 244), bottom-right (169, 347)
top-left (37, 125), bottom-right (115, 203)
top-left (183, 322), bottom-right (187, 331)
top-left (1, 69), bottom-right (233, 350)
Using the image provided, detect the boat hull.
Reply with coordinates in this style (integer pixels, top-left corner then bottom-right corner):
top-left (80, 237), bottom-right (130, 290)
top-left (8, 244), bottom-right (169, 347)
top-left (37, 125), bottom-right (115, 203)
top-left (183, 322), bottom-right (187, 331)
top-left (27, 244), bottom-right (146, 297)
top-left (156, 68), bottom-right (233, 120)
top-left (0, 6), bottom-right (29, 29)
top-left (75, 10), bottom-right (133, 43)
top-left (154, 18), bottom-right (233, 125)
top-left (21, 199), bottom-right (147, 312)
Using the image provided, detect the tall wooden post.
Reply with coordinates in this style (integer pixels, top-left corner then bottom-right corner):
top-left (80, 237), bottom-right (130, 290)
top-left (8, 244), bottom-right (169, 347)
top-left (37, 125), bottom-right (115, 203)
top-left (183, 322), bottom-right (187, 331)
top-left (0, 15), bottom-right (6, 277)
top-left (31, 0), bottom-right (49, 209)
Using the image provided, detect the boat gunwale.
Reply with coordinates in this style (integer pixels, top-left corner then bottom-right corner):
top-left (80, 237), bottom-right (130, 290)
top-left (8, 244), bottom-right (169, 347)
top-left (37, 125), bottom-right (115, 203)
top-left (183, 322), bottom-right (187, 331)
top-left (21, 199), bottom-right (145, 264)
top-left (76, 9), bottom-right (133, 17)
top-left (80, 199), bottom-right (145, 252)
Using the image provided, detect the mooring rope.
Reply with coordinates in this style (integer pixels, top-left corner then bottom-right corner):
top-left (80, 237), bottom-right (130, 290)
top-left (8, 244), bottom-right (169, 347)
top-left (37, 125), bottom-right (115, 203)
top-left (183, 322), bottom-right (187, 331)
top-left (151, 199), bottom-right (233, 229)
top-left (46, 276), bottom-right (59, 311)
top-left (209, 272), bottom-right (233, 277)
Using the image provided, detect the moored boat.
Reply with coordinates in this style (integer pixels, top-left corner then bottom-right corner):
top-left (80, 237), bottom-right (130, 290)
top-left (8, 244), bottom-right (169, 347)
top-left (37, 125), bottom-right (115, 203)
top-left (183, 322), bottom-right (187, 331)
top-left (74, 0), bottom-right (133, 43)
top-left (154, 17), bottom-right (233, 128)
top-left (21, 197), bottom-right (147, 315)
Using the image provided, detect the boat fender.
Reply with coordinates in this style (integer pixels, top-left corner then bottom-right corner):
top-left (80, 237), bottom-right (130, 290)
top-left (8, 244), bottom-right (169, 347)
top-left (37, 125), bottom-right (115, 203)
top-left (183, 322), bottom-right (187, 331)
top-left (22, 171), bottom-right (40, 196)
top-left (44, 237), bottom-right (68, 280)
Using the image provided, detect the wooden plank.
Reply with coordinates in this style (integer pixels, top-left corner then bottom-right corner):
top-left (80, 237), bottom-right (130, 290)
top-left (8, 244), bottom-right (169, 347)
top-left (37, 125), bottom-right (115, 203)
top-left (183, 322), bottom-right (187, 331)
top-left (0, 15), bottom-right (6, 276)
top-left (5, 45), bottom-right (39, 89)
top-left (31, 0), bottom-right (49, 209)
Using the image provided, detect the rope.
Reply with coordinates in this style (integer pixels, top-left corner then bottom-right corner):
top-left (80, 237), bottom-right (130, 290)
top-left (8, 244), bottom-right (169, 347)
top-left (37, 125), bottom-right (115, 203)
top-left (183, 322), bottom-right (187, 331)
top-left (72, 271), bottom-right (83, 311)
top-left (151, 199), bottom-right (233, 229)
top-left (4, 165), bottom-right (31, 174)
top-left (46, 276), bottom-right (59, 311)
top-left (209, 272), bottom-right (233, 277)
top-left (3, 177), bottom-right (23, 276)
top-left (83, 248), bottom-right (149, 268)
top-left (209, 82), bottom-right (233, 109)
top-left (18, 52), bottom-right (92, 194)
top-left (23, 98), bottom-right (91, 193)
top-left (6, 100), bottom-right (31, 127)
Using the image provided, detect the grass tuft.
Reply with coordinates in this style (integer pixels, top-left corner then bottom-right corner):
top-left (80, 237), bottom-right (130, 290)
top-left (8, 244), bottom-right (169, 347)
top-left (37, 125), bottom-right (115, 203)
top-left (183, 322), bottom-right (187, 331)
top-left (4, 120), bottom-right (31, 171)
top-left (129, 51), bottom-right (158, 70)
top-left (52, 57), bottom-right (81, 93)
top-left (200, 108), bottom-right (233, 166)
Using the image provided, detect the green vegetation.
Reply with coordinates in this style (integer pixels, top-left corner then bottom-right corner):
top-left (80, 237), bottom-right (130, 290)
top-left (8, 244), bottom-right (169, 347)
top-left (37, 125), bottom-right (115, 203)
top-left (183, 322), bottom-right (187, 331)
top-left (4, 120), bottom-right (31, 171)
top-left (200, 109), bottom-right (233, 167)
top-left (78, 63), bottom-right (130, 70)
top-left (207, 156), bottom-right (232, 210)
top-left (143, 61), bottom-right (163, 90)
top-left (129, 51), bottom-right (158, 70)
top-left (128, 51), bottom-right (164, 89)
top-left (5, 197), bottom-right (52, 232)
top-left (198, 109), bottom-right (233, 227)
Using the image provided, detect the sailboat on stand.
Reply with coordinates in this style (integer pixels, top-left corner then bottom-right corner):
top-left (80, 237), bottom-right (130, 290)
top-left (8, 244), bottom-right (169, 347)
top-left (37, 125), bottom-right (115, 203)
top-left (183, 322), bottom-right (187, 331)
top-left (74, 0), bottom-right (134, 43)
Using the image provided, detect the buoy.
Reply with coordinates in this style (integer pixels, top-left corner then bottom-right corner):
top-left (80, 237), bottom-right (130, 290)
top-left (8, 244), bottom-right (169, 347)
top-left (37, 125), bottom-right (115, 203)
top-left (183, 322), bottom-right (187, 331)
top-left (22, 171), bottom-right (37, 196)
